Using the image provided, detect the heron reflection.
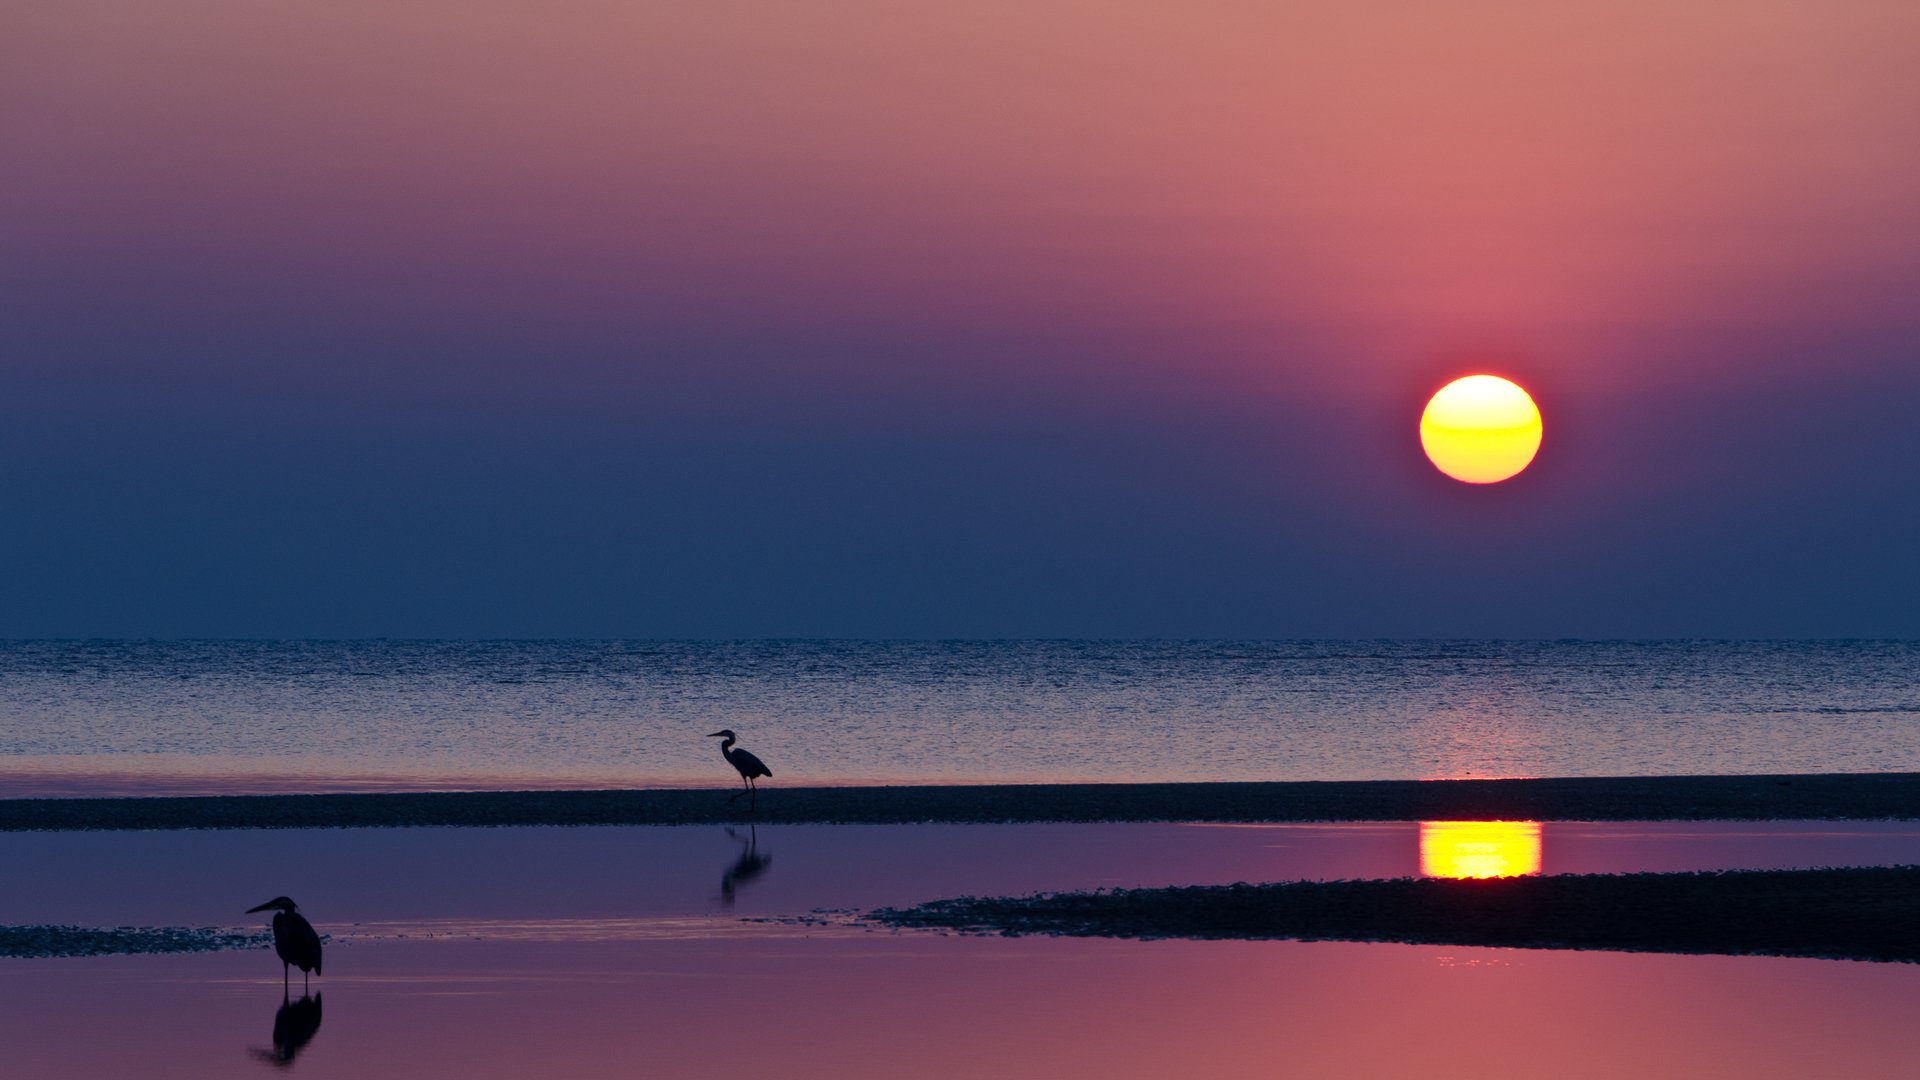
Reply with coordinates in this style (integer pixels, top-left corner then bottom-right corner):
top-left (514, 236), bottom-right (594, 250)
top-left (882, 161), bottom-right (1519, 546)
top-left (250, 992), bottom-right (322, 1068)
top-left (719, 825), bottom-right (772, 905)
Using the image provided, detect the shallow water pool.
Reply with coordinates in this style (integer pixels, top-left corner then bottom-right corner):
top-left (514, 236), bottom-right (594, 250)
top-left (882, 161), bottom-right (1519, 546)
top-left (4, 821), bottom-right (1919, 1078)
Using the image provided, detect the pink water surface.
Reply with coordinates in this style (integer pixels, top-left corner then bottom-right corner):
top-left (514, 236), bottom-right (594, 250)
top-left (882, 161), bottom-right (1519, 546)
top-left (6, 822), bottom-right (1919, 1078)
top-left (9, 934), bottom-right (1920, 1079)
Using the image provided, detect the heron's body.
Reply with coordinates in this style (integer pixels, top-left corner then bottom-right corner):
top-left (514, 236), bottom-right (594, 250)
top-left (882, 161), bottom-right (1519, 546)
top-left (722, 743), bottom-right (771, 783)
top-left (248, 897), bottom-right (322, 990)
top-left (272, 911), bottom-right (323, 977)
top-left (707, 729), bottom-right (772, 807)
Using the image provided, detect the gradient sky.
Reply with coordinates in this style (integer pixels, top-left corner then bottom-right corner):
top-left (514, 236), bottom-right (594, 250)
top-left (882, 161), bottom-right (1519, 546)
top-left (4, 1), bottom-right (1918, 637)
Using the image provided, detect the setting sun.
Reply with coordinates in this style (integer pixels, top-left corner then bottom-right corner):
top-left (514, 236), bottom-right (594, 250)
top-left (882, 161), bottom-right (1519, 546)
top-left (1419, 375), bottom-right (1543, 484)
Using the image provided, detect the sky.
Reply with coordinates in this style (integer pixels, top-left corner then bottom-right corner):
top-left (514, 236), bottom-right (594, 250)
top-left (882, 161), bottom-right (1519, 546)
top-left (3, 1), bottom-right (1918, 638)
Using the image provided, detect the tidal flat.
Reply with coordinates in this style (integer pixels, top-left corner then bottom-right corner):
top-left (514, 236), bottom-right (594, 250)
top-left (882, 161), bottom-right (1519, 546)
top-left (870, 865), bottom-right (1920, 963)
top-left (7, 820), bottom-right (1920, 1078)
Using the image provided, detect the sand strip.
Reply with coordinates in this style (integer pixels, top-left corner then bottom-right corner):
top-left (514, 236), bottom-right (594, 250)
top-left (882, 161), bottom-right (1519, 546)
top-left (0, 925), bottom-right (267, 959)
top-left (2, 773), bottom-right (1917, 831)
top-left (867, 865), bottom-right (1920, 963)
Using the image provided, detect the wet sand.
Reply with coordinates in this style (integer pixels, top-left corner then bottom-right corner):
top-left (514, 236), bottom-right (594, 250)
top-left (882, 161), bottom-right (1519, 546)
top-left (3, 772), bottom-right (1917, 830)
top-left (871, 866), bottom-right (1920, 963)
top-left (0, 925), bottom-right (266, 959)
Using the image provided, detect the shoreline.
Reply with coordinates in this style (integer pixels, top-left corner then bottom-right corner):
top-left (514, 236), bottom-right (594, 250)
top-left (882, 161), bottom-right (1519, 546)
top-left (0, 925), bottom-right (267, 960)
top-left (866, 866), bottom-right (1920, 964)
top-left (4, 772), bottom-right (1918, 831)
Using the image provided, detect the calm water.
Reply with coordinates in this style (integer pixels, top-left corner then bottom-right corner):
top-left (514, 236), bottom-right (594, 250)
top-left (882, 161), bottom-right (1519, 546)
top-left (14, 938), bottom-right (1920, 1079)
top-left (2, 640), bottom-right (1916, 796)
top-left (9, 822), bottom-right (1920, 927)
top-left (7, 822), bottom-right (1920, 1079)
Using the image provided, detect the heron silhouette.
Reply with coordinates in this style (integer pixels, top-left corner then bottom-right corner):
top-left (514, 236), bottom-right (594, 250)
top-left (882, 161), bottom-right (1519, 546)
top-left (719, 824), bottom-right (772, 904)
top-left (246, 897), bottom-right (323, 992)
top-left (250, 991), bottom-right (323, 1068)
top-left (707, 729), bottom-right (772, 809)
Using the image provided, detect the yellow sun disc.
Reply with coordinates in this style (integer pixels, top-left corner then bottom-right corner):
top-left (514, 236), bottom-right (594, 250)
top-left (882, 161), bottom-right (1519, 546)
top-left (1419, 375), bottom-right (1542, 484)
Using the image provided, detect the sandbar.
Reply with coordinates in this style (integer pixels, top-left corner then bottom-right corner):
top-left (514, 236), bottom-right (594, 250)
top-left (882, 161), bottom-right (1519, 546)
top-left (3, 772), bottom-right (1918, 831)
top-left (0, 925), bottom-right (266, 959)
top-left (867, 865), bottom-right (1920, 963)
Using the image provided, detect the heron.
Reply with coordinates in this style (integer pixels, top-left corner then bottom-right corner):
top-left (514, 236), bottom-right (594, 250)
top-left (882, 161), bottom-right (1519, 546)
top-left (246, 896), bottom-right (323, 991)
top-left (707, 729), bottom-right (772, 808)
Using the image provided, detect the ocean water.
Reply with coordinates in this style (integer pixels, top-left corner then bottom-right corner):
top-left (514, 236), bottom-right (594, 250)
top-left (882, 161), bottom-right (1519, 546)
top-left (0, 640), bottom-right (1915, 796)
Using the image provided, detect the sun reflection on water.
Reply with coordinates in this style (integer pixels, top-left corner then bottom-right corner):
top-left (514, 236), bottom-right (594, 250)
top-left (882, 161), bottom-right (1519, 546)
top-left (1419, 821), bottom-right (1542, 879)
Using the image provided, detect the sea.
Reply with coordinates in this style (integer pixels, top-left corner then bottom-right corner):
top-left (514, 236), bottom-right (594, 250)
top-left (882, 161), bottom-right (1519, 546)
top-left (0, 640), bottom-right (1915, 797)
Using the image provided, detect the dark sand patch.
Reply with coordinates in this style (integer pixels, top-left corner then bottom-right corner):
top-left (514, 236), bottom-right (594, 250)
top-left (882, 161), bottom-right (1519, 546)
top-left (2, 773), bottom-right (1917, 831)
top-left (0, 925), bottom-right (267, 959)
top-left (868, 866), bottom-right (1920, 963)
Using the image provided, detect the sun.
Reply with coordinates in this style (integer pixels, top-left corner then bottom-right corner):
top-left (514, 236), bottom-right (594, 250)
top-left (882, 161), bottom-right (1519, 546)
top-left (1419, 375), bottom-right (1542, 484)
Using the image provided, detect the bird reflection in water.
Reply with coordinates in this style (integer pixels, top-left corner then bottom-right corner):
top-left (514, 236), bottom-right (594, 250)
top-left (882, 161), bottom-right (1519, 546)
top-left (250, 992), bottom-right (322, 1068)
top-left (719, 825), bottom-right (772, 905)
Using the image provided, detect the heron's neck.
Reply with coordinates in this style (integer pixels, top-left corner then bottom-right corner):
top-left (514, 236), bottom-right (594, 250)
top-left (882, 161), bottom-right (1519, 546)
top-left (719, 737), bottom-right (735, 753)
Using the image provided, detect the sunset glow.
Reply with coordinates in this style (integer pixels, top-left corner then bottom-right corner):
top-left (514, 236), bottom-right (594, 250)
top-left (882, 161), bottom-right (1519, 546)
top-left (1419, 376), bottom-right (1544, 484)
top-left (1, 3), bottom-right (1917, 1077)
top-left (1419, 821), bottom-right (1543, 878)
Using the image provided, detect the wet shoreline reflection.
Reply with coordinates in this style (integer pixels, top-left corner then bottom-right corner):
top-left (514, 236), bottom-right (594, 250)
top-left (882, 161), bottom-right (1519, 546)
top-left (1419, 821), bottom-right (1543, 878)
top-left (7, 821), bottom-right (1920, 1078)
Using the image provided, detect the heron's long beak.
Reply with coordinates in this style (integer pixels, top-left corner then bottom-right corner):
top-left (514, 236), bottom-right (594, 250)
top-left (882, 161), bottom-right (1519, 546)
top-left (245, 901), bottom-right (278, 914)
top-left (705, 731), bottom-right (726, 738)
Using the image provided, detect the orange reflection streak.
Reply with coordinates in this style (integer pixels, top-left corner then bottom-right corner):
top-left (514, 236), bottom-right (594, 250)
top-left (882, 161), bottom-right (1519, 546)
top-left (1419, 821), bottom-right (1542, 879)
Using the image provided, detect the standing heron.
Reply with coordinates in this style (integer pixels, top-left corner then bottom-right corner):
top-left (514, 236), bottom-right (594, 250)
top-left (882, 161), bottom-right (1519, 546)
top-left (707, 729), bottom-right (772, 808)
top-left (246, 896), bottom-right (323, 991)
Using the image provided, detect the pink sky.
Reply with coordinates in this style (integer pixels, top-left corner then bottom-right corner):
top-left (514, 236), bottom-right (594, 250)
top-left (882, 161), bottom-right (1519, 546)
top-left (3, 2), bottom-right (1918, 635)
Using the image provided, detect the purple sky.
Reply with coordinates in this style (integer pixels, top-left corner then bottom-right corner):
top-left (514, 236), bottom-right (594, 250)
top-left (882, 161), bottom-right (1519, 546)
top-left (3, 2), bottom-right (1917, 636)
